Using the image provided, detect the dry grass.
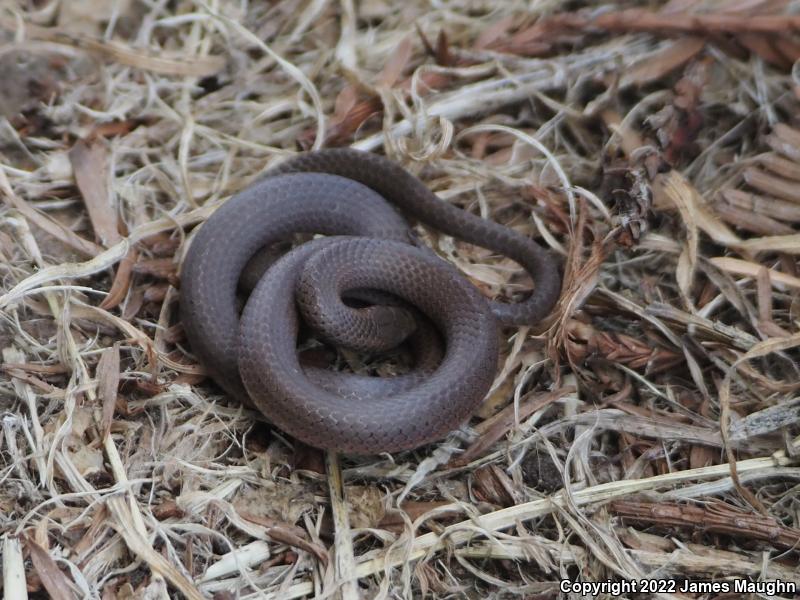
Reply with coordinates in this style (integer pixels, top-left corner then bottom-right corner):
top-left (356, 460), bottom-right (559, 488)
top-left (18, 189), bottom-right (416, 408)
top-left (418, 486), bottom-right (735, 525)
top-left (1, 0), bottom-right (800, 598)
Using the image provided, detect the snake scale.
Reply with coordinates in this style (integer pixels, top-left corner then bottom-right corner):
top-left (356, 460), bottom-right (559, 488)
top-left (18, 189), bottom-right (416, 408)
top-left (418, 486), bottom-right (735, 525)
top-left (179, 149), bottom-right (560, 453)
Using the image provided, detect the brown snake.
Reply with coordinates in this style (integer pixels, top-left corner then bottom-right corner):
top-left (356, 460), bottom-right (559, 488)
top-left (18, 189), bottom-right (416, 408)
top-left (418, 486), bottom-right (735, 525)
top-left (179, 149), bottom-right (560, 453)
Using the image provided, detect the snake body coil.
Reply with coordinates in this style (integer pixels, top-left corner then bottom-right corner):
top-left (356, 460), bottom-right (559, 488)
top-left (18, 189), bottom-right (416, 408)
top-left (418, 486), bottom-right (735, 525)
top-left (180, 149), bottom-right (560, 453)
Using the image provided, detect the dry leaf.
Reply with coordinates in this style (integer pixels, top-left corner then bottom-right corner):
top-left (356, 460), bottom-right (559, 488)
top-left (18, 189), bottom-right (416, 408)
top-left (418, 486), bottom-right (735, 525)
top-left (737, 233), bottom-right (800, 253)
top-left (378, 35), bottom-right (413, 87)
top-left (0, 170), bottom-right (101, 258)
top-left (653, 171), bottom-right (741, 247)
top-left (0, 17), bottom-right (224, 77)
top-left (97, 344), bottom-right (120, 441)
top-left (23, 534), bottom-right (79, 600)
top-left (70, 139), bottom-right (121, 247)
top-left (99, 248), bottom-right (139, 310)
top-left (452, 387), bottom-right (573, 468)
top-left (709, 257), bottom-right (800, 289)
top-left (621, 37), bottom-right (706, 87)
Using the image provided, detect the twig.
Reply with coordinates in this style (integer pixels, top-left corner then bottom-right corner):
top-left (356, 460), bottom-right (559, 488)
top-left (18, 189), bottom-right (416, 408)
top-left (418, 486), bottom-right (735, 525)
top-left (326, 452), bottom-right (358, 600)
top-left (611, 499), bottom-right (800, 550)
top-left (552, 9), bottom-right (800, 36)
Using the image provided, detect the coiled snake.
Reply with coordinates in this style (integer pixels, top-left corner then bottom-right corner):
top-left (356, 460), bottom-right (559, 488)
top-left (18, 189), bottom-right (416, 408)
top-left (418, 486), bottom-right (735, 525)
top-left (179, 149), bottom-right (560, 453)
